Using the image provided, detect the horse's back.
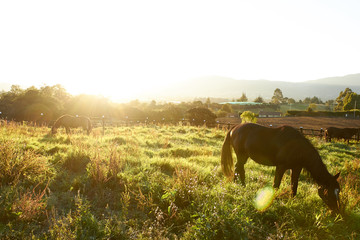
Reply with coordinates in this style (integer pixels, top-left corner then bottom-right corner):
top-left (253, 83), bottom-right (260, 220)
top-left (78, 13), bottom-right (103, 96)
top-left (231, 123), bottom-right (312, 166)
top-left (232, 123), bottom-right (303, 146)
top-left (55, 115), bottom-right (90, 128)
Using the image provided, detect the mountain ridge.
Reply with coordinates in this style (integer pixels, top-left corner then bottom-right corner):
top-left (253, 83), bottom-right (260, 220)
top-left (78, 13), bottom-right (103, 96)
top-left (156, 74), bottom-right (360, 101)
top-left (1, 73), bottom-right (360, 102)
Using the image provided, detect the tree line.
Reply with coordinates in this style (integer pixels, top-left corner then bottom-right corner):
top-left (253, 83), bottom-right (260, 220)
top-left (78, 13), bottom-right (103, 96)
top-left (0, 85), bottom-right (358, 124)
top-left (237, 88), bottom-right (359, 111)
top-left (236, 88), bottom-right (332, 105)
top-left (0, 85), bottom-right (221, 125)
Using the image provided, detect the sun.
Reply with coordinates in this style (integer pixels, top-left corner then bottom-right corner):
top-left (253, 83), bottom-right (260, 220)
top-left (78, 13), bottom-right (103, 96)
top-left (63, 77), bottom-right (165, 102)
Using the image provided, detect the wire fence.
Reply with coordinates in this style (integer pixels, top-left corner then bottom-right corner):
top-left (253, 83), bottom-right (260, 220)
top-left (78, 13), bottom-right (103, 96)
top-left (2, 116), bottom-right (359, 141)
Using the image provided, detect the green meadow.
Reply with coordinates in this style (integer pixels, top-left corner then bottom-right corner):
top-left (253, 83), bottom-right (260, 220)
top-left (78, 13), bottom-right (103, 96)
top-left (0, 122), bottom-right (359, 239)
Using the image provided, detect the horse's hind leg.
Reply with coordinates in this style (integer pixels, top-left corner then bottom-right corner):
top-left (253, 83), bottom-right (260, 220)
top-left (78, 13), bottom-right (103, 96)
top-left (234, 154), bottom-right (248, 186)
top-left (290, 167), bottom-right (302, 197)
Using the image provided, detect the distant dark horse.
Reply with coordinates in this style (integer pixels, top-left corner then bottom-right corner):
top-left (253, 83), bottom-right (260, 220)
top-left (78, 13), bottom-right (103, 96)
top-left (51, 115), bottom-right (92, 135)
top-left (221, 123), bottom-right (341, 212)
top-left (325, 127), bottom-right (359, 143)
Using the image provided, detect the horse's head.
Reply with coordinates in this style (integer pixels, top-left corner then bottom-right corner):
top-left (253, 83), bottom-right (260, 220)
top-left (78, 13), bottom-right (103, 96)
top-left (318, 172), bottom-right (341, 212)
top-left (51, 126), bottom-right (57, 134)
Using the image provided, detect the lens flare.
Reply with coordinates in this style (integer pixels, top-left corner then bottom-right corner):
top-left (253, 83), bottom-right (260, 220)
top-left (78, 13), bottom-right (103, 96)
top-left (254, 186), bottom-right (275, 211)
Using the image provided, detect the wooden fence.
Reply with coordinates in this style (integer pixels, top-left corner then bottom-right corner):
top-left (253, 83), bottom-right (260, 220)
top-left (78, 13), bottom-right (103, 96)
top-left (299, 127), bottom-right (324, 137)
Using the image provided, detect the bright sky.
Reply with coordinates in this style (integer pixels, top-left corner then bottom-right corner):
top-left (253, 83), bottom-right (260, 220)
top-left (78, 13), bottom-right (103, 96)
top-left (1, 0), bottom-right (360, 101)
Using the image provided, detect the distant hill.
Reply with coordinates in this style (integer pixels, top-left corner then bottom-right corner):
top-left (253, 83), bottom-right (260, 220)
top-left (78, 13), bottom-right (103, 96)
top-left (156, 74), bottom-right (360, 102)
top-left (306, 73), bottom-right (360, 86)
top-left (1, 74), bottom-right (360, 102)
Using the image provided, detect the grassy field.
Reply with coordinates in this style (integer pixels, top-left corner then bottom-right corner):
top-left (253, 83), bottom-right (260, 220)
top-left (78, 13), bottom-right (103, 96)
top-left (0, 122), bottom-right (359, 239)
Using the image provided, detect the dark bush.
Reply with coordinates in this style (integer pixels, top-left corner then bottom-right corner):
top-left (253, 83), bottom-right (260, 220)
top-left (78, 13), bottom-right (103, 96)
top-left (186, 107), bottom-right (217, 126)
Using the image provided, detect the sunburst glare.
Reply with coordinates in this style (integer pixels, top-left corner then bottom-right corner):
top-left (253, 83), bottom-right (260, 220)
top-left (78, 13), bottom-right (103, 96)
top-left (254, 186), bottom-right (275, 212)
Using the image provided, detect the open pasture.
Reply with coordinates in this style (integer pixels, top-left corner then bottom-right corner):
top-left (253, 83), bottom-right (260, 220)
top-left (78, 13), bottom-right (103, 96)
top-left (0, 122), bottom-right (359, 239)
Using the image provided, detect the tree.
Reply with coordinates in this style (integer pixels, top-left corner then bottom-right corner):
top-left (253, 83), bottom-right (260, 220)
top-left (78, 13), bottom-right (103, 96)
top-left (335, 88), bottom-right (352, 111)
top-left (310, 96), bottom-right (322, 104)
top-left (161, 104), bottom-right (183, 122)
top-left (10, 85), bottom-right (23, 96)
top-left (186, 107), bottom-right (217, 126)
top-left (0, 85), bottom-right (25, 119)
top-left (343, 92), bottom-right (360, 111)
top-left (221, 104), bottom-right (233, 113)
top-left (271, 88), bottom-right (284, 104)
top-left (237, 93), bottom-right (248, 102)
top-left (65, 94), bottom-right (116, 117)
top-left (303, 97), bottom-right (311, 104)
top-left (325, 100), bottom-right (335, 111)
top-left (254, 96), bottom-right (264, 103)
top-left (287, 98), bottom-right (296, 104)
top-left (325, 100), bottom-right (335, 106)
top-left (206, 98), bottom-right (211, 107)
top-left (9, 86), bottom-right (65, 122)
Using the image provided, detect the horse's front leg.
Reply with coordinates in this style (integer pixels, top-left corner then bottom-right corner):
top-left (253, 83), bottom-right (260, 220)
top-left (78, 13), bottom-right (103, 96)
top-left (273, 166), bottom-right (286, 189)
top-left (290, 167), bottom-right (302, 197)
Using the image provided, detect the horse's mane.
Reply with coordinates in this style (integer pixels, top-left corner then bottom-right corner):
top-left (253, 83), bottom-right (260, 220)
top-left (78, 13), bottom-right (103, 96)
top-left (274, 125), bottom-right (334, 186)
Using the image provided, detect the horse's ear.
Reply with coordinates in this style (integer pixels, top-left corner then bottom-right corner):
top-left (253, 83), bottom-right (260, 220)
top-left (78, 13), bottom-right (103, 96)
top-left (334, 172), bottom-right (340, 179)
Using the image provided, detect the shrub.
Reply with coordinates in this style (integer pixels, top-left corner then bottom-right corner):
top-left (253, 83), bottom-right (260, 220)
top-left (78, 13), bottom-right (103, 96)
top-left (11, 182), bottom-right (48, 222)
top-left (240, 111), bottom-right (257, 123)
top-left (48, 194), bottom-right (107, 239)
top-left (0, 139), bottom-right (49, 186)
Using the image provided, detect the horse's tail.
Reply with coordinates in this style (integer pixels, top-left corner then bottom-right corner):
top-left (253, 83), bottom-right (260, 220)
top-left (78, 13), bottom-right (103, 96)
top-left (221, 129), bottom-right (234, 178)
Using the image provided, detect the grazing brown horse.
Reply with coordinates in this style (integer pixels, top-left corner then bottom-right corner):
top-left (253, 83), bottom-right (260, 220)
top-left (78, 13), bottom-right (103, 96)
top-left (221, 123), bottom-right (341, 212)
top-left (325, 127), bottom-right (359, 143)
top-left (51, 115), bottom-right (92, 135)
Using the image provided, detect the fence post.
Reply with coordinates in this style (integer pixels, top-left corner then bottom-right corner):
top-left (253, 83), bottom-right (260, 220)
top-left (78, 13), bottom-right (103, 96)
top-left (102, 116), bottom-right (105, 135)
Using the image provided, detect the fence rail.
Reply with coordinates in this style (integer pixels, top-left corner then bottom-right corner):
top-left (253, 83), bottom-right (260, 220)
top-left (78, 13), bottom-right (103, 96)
top-left (299, 127), bottom-right (324, 137)
top-left (215, 122), bottom-right (360, 141)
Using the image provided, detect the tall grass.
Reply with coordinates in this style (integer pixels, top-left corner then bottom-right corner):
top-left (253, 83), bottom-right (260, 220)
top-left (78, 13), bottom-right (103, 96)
top-left (0, 123), bottom-right (359, 239)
